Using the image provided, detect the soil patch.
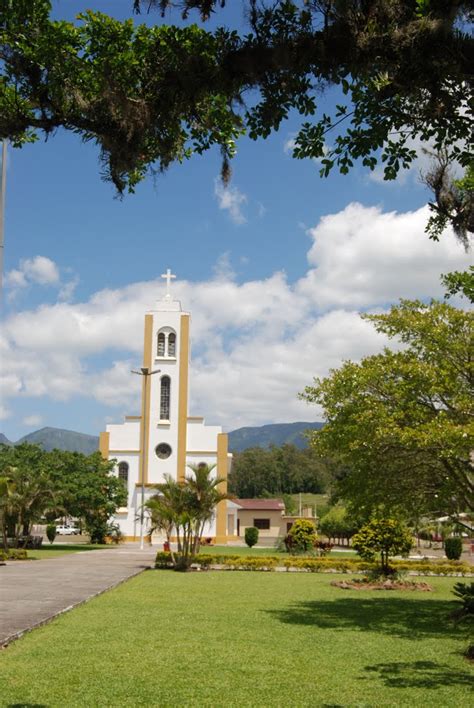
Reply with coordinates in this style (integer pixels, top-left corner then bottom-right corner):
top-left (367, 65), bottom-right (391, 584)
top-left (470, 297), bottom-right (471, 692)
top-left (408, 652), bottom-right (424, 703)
top-left (331, 578), bottom-right (433, 591)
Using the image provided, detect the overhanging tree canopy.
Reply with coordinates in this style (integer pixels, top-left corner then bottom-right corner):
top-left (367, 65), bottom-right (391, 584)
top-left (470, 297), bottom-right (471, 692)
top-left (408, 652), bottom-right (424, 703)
top-left (0, 1), bottom-right (472, 238)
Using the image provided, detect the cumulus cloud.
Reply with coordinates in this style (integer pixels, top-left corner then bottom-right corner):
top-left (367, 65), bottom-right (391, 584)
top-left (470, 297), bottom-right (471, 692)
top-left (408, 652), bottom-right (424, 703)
top-left (1, 203), bottom-right (471, 431)
top-left (214, 179), bottom-right (247, 225)
top-left (5, 255), bottom-right (78, 303)
top-left (298, 203), bottom-right (471, 309)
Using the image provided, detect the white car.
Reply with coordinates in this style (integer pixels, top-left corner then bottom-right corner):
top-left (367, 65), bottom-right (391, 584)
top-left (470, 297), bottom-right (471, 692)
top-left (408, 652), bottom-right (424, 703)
top-left (56, 525), bottom-right (80, 535)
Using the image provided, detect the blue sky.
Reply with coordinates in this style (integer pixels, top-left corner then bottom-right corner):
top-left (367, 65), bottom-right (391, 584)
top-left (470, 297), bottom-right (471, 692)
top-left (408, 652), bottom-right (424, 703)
top-left (1, 1), bottom-right (471, 441)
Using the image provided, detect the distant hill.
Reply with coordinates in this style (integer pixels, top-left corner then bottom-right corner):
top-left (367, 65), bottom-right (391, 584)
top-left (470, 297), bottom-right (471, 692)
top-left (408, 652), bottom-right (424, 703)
top-left (228, 421), bottom-right (324, 452)
top-left (1, 427), bottom-right (100, 455)
top-left (1, 421), bottom-right (324, 455)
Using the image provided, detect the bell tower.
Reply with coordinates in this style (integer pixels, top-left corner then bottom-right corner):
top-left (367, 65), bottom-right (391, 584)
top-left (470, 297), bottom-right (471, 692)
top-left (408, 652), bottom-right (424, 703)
top-left (140, 269), bottom-right (190, 486)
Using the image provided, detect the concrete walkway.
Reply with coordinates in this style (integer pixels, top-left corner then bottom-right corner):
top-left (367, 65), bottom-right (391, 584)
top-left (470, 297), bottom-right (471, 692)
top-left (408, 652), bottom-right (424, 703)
top-left (0, 545), bottom-right (156, 647)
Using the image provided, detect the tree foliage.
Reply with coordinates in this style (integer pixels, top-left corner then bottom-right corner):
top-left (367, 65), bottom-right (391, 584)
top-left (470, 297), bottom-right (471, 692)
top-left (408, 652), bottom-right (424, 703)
top-left (0, 443), bottom-right (126, 545)
top-left (301, 294), bottom-right (474, 519)
top-left (228, 444), bottom-right (330, 497)
top-left (352, 517), bottom-right (412, 572)
top-left (0, 1), bottom-right (472, 237)
top-left (318, 504), bottom-right (357, 543)
top-left (147, 462), bottom-right (228, 569)
top-left (285, 517), bottom-right (317, 553)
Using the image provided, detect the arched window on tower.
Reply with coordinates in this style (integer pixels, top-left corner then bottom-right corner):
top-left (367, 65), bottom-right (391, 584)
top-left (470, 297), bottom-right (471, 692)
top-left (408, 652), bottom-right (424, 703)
top-left (157, 332), bottom-right (165, 357)
top-left (168, 332), bottom-right (176, 357)
top-left (118, 462), bottom-right (129, 502)
top-left (160, 376), bottom-right (171, 420)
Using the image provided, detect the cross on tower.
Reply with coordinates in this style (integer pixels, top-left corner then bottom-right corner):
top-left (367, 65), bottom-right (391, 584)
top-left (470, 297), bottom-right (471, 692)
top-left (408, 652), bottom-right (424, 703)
top-left (161, 268), bottom-right (176, 300)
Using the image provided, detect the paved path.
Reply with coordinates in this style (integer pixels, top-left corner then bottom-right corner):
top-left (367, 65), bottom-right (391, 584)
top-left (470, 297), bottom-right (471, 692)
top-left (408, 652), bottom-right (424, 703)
top-left (0, 546), bottom-right (156, 647)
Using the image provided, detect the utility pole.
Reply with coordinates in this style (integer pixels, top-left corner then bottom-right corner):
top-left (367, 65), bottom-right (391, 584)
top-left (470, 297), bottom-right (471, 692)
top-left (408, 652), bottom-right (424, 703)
top-left (132, 366), bottom-right (160, 550)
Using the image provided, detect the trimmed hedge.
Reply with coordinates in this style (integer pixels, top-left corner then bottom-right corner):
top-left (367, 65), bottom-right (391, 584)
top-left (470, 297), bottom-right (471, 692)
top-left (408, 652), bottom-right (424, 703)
top-left (154, 551), bottom-right (473, 576)
top-left (0, 548), bottom-right (28, 561)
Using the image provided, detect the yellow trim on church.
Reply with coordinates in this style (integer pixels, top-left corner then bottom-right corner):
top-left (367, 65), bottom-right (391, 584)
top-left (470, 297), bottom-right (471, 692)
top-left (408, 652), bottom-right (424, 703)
top-left (138, 314), bottom-right (154, 485)
top-left (99, 431), bottom-right (109, 459)
top-left (177, 314), bottom-right (190, 483)
top-left (216, 433), bottom-right (228, 539)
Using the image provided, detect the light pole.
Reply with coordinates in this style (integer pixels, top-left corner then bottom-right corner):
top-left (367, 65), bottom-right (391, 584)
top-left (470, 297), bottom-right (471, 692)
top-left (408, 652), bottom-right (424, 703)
top-left (132, 366), bottom-right (160, 550)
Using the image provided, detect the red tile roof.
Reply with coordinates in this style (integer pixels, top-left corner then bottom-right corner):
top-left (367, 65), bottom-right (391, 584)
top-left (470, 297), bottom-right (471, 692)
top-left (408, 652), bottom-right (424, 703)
top-left (234, 498), bottom-right (285, 510)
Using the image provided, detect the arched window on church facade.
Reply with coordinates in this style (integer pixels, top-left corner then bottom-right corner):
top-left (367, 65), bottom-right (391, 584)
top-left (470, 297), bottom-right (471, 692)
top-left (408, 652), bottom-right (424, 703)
top-left (118, 462), bottom-right (129, 502)
top-left (157, 332), bottom-right (165, 357)
top-left (168, 332), bottom-right (176, 357)
top-left (157, 328), bottom-right (177, 358)
top-left (160, 376), bottom-right (171, 421)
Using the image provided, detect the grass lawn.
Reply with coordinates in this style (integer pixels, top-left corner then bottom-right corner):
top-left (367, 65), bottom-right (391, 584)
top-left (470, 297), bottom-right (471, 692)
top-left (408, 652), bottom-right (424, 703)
top-left (26, 543), bottom-right (113, 560)
top-left (0, 571), bottom-right (471, 706)
top-left (289, 492), bottom-right (330, 517)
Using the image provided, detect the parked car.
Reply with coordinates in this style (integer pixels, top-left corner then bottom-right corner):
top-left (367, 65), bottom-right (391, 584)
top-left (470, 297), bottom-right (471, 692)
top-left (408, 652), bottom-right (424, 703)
top-left (56, 525), bottom-right (80, 535)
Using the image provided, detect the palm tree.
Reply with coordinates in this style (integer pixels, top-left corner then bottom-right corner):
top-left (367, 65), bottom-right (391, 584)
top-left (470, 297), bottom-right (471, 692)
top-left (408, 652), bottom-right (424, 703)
top-left (149, 464), bottom-right (229, 570)
top-left (0, 473), bottom-right (15, 551)
top-left (185, 463), bottom-right (228, 557)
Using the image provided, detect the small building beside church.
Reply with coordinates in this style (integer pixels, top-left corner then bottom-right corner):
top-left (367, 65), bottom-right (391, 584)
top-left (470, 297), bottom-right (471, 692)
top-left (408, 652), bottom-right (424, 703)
top-left (99, 271), bottom-right (232, 542)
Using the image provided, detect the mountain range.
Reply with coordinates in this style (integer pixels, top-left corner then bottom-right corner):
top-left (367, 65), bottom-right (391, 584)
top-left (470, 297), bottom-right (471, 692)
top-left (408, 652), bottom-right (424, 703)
top-left (0, 421), bottom-right (324, 454)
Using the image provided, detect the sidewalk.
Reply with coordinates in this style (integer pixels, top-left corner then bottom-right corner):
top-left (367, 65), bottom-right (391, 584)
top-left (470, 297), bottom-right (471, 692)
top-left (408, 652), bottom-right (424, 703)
top-left (0, 545), bottom-right (156, 647)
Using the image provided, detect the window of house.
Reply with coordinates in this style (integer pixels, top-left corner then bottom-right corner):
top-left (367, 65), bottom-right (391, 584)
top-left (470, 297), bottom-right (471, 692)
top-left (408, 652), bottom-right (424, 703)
top-left (157, 332), bottom-right (165, 356)
top-left (160, 375), bottom-right (171, 420)
top-left (253, 518), bottom-right (270, 530)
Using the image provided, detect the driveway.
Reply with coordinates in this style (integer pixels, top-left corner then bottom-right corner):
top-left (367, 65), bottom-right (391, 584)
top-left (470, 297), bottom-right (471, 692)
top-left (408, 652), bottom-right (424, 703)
top-left (0, 545), bottom-right (156, 647)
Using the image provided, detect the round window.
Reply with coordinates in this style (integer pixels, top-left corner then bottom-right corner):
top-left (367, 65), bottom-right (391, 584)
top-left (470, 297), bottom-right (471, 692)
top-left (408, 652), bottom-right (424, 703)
top-left (155, 443), bottom-right (172, 459)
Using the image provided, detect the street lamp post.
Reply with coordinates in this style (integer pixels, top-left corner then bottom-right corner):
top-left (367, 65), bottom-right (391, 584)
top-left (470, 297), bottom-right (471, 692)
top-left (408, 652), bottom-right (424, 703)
top-left (132, 366), bottom-right (160, 550)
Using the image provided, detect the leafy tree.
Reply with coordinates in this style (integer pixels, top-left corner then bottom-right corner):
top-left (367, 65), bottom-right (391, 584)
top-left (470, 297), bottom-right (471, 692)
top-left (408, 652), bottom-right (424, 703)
top-left (319, 505), bottom-right (357, 545)
top-left (0, 1), bottom-right (472, 238)
top-left (285, 518), bottom-right (317, 554)
top-left (47, 450), bottom-right (126, 541)
top-left (0, 443), bottom-right (55, 544)
top-left (442, 266), bottom-right (474, 303)
top-left (352, 517), bottom-right (413, 573)
top-left (0, 473), bottom-right (15, 551)
top-left (229, 444), bottom-right (329, 497)
top-left (301, 295), bottom-right (474, 519)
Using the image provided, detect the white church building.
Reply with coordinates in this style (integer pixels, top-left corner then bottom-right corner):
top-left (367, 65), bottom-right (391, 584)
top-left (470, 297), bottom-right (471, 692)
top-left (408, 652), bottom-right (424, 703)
top-left (99, 270), bottom-right (233, 543)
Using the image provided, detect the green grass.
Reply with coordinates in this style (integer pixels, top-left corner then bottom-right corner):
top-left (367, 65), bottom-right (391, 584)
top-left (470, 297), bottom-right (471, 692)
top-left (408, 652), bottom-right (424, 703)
top-left (26, 543), bottom-right (113, 560)
top-left (289, 492), bottom-right (330, 515)
top-left (0, 571), bottom-right (471, 706)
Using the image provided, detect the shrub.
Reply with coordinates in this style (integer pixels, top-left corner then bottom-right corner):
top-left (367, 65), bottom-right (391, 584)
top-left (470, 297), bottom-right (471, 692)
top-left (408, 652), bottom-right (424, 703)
top-left (452, 581), bottom-right (474, 619)
top-left (352, 518), bottom-right (412, 573)
top-left (0, 548), bottom-right (28, 561)
top-left (245, 526), bottom-right (259, 547)
top-left (106, 522), bottom-right (124, 545)
top-left (444, 537), bottom-right (463, 560)
top-left (285, 518), bottom-right (317, 554)
top-left (46, 524), bottom-right (57, 544)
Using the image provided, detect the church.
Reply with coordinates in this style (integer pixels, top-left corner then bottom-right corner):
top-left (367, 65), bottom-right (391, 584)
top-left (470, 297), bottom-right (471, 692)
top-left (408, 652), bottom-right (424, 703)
top-left (99, 270), bottom-right (234, 543)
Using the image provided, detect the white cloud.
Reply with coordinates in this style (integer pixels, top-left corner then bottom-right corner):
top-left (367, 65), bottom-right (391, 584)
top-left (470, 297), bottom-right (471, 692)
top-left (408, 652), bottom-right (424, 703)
top-left (23, 414), bottom-right (43, 427)
top-left (214, 179), bottom-right (247, 225)
top-left (5, 255), bottom-right (78, 303)
top-left (1, 203), bottom-right (471, 430)
top-left (298, 203), bottom-right (472, 309)
top-left (0, 405), bottom-right (10, 421)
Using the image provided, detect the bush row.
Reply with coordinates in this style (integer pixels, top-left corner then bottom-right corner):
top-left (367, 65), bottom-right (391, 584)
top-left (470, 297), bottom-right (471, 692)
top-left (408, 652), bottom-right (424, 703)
top-left (154, 552), bottom-right (473, 576)
top-left (0, 548), bottom-right (28, 561)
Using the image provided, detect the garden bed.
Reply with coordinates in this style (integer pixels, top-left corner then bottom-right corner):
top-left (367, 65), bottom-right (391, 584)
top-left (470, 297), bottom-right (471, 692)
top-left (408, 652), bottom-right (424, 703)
top-left (155, 551), bottom-right (473, 576)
